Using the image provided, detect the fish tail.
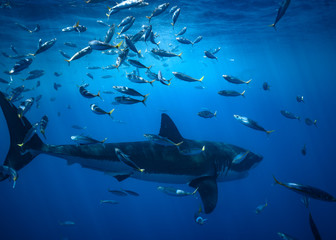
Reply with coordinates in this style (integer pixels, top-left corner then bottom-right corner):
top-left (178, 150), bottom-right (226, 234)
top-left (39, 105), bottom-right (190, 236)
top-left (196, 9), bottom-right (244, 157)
top-left (142, 95), bottom-right (149, 106)
top-left (246, 79), bottom-right (252, 84)
top-left (143, 93), bottom-right (150, 98)
top-left (74, 21), bottom-right (79, 28)
top-left (106, 13), bottom-right (110, 18)
top-left (214, 111), bottom-right (217, 117)
top-left (64, 59), bottom-right (71, 66)
top-left (268, 24), bottom-right (277, 31)
top-left (108, 108), bottom-right (115, 116)
top-left (266, 130), bottom-right (275, 135)
top-left (146, 16), bottom-right (151, 22)
top-left (167, 81), bottom-right (172, 86)
top-left (272, 175), bottom-right (281, 185)
top-left (97, 91), bottom-right (102, 99)
top-left (175, 141), bottom-right (184, 146)
top-left (28, 53), bottom-right (35, 57)
top-left (313, 120), bottom-right (317, 128)
top-left (138, 50), bottom-right (141, 54)
top-left (117, 32), bottom-right (121, 35)
top-left (241, 90), bottom-right (246, 97)
top-left (0, 91), bottom-right (43, 174)
top-left (178, 52), bottom-right (182, 58)
top-left (156, 41), bottom-right (160, 47)
top-left (139, 168), bottom-right (145, 172)
top-left (201, 145), bottom-right (206, 151)
top-left (101, 138), bottom-right (107, 143)
top-left (115, 40), bottom-right (123, 48)
top-left (199, 76), bottom-right (204, 82)
top-left (149, 80), bottom-right (155, 86)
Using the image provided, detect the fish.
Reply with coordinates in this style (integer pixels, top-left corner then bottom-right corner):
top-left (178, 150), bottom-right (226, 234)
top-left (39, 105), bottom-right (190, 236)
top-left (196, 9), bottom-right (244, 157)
top-left (114, 48), bottom-right (129, 69)
top-left (79, 84), bottom-right (101, 99)
top-left (87, 66), bottom-right (101, 70)
top-left (218, 90), bottom-right (245, 97)
top-left (71, 135), bottom-right (107, 145)
top-left (115, 148), bottom-right (145, 172)
top-left (113, 86), bottom-right (148, 98)
top-left (262, 82), bottom-right (270, 90)
top-left (0, 96), bottom-right (263, 214)
top-left (280, 110), bottom-right (300, 120)
top-left (176, 37), bottom-right (193, 45)
top-left (232, 151), bottom-right (250, 164)
top-left (17, 98), bottom-right (34, 118)
top-left (65, 46), bottom-right (92, 65)
top-left (86, 73), bottom-right (94, 80)
top-left (126, 72), bottom-right (154, 86)
top-left (10, 45), bottom-right (19, 55)
top-left (305, 118), bottom-right (317, 127)
top-left (296, 95), bottom-right (304, 103)
top-left (114, 96), bottom-right (148, 106)
top-left (39, 115), bottom-right (48, 139)
top-left (0, 165), bottom-right (18, 188)
top-left (54, 83), bottom-right (62, 91)
top-left (171, 8), bottom-right (181, 28)
top-left (102, 75), bottom-right (113, 79)
top-left (15, 23), bottom-right (35, 33)
top-left (157, 186), bottom-right (198, 197)
top-left (64, 42), bottom-right (77, 48)
top-left (8, 58), bottom-right (33, 75)
top-left (277, 232), bottom-right (298, 240)
top-left (108, 190), bottom-right (128, 196)
top-left (124, 36), bottom-right (141, 55)
top-left (59, 50), bottom-right (70, 59)
top-left (71, 125), bottom-right (87, 130)
top-left (211, 47), bottom-right (221, 54)
top-left (90, 104), bottom-right (114, 116)
top-left (59, 221), bottom-right (75, 226)
top-left (143, 133), bottom-right (183, 147)
top-left (255, 201), bottom-right (268, 214)
top-left (173, 72), bottom-right (204, 82)
top-left (122, 189), bottom-right (139, 196)
top-left (301, 144), bottom-right (306, 156)
top-left (146, 3), bottom-right (170, 22)
top-left (117, 17), bottom-right (135, 35)
top-left (143, 25), bottom-right (152, 42)
top-left (54, 72), bottom-right (62, 77)
top-left (17, 122), bottom-right (39, 147)
top-left (198, 110), bottom-right (216, 119)
top-left (36, 81), bottom-right (41, 88)
top-left (234, 115), bottom-right (274, 135)
top-left (309, 212), bottom-right (322, 240)
top-left (158, 70), bottom-right (171, 86)
top-left (204, 51), bottom-right (217, 60)
top-left (118, 16), bottom-right (134, 28)
top-left (151, 49), bottom-right (182, 58)
top-left (127, 59), bottom-right (151, 69)
top-left (149, 31), bottom-right (160, 47)
top-left (179, 145), bottom-right (205, 156)
top-left (100, 200), bottom-right (118, 204)
top-left (106, 0), bottom-right (143, 17)
top-left (102, 91), bottom-right (115, 94)
top-left (88, 40), bottom-right (122, 50)
top-left (96, 20), bottom-right (110, 27)
top-left (175, 27), bottom-right (187, 36)
top-left (31, 38), bottom-right (56, 56)
top-left (269, 0), bottom-right (291, 30)
top-left (7, 85), bottom-right (25, 102)
top-left (73, 21), bottom-right (87, 33)
top-left (104, 24), bottom-right (115, 43)
top-left (223, 75), bottom-right (251, 84)
top-left (193, 36), bottom-right (203, 44)
top-left (169, 5), bottom-right (178, 14)
top-left (273, 176), bottom-right (336, 202)
top-left (22, 71), bottom-right (44, 81)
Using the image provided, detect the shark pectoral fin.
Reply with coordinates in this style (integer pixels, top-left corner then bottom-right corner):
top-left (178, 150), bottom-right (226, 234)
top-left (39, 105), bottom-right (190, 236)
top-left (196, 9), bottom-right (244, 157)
top-left (114, 174), bottom-right (131, 182)
top-left (189, 176), bottom-right (218, 214)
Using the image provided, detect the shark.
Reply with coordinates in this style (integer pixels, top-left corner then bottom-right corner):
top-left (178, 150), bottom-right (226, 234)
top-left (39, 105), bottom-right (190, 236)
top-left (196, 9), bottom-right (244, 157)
top-left (0, 91), bottom-right (262, 214)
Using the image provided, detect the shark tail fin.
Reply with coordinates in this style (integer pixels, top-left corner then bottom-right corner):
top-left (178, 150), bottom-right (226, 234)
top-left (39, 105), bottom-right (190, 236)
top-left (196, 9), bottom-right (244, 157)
top-left (0, 91), bottom-right (43, 176)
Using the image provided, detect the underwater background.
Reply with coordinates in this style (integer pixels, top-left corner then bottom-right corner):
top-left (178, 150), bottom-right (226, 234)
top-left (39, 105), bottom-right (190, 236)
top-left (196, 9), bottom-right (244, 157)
top-left (1, 0), bottom-right (336, 239)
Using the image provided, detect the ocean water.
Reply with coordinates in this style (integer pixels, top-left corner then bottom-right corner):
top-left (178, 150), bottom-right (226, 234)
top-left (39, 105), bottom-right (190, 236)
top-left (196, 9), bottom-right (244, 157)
top-left (1, 0), bottom-right (336, 239)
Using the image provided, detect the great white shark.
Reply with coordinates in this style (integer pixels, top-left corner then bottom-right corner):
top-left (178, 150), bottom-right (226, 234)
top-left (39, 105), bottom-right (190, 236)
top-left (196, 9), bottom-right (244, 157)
top-left (0, 91), bottom-right (262, 213)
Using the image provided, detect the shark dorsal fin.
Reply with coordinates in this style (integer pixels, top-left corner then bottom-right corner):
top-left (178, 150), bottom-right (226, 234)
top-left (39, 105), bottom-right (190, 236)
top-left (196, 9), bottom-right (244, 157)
top-left (159, 114), bottom-right (183, 144)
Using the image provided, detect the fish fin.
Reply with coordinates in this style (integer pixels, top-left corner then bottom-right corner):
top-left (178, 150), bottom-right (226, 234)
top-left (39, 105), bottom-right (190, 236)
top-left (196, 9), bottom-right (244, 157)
top-left (167, 81), bottom-right (172, 86)
top-left (214, 111), bottom-right (217, 117)
top-left (143, 93), bottom-right (150, 98)
top-left (189, 176), bottom-right (218, 214)
top-left (139, 168), bottom-right (145, 172)
top-left (266, 130), bottom-right (275, 135)
top-left (147, 65), bottom-right (152, 70)
top-left (246, 79), bottom-right (252, 84)
top-left (159, 113), bottom-right (184, 144)
top-left (101, 138), bottom-right (107, 143)
top-left (108, 109), bottom-right (115, 116)
top-left (199, 76), bottom-right (204, 82)
top-left (192, 187), bottom-right (199, 195)
top-left (74, 21), bottom-right (79, 28)
top-left (0, 91), bottom-right (43, 171)
top-left (313, 120), bottom-right (317, 128)
top-left (175, 141), bottom-right (184, 146)
top-left (138, 50), bottom-right (141, 55)
top-left (268, 24), bottom-right (277, 31)
top-left (146, 16), bottom-right (151, 22)
top-left (114, 174), bottom-right (131, 182)
top-left (201, 145), bottom-right (205, 151)
top-left (64, 59), bottom-right (71, 66)
top-left (142, 95), bottom-right (148, 106)
top-left (241, 90), bottom-right (246, 97)
top-left (272, 175), bottom-right (281, 185)
top-left (117, 32), bottom-right (121, 35)
top-left (178, 52), bottom-right (182, 58)
top-left (106, 13), bottom-right (110, 18)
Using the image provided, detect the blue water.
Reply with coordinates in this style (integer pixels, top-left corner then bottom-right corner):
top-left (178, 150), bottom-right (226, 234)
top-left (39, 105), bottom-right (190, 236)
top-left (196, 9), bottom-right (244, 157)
top-left (1, 0), bottom-right (336, 239)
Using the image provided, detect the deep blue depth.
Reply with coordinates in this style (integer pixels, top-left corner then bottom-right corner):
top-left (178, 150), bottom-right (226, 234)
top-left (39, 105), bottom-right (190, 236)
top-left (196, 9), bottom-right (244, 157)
top-left (1, 0), bottom-right (336, 239)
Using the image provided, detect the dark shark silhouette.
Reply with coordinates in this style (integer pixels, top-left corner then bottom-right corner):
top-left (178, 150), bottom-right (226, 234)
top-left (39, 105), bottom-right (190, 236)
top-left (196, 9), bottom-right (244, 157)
top-left (0, 91), bottom-right (262, 213)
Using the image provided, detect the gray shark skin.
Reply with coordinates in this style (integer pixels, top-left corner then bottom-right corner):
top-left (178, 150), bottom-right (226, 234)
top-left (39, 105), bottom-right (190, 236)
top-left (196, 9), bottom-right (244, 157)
top-left (0, 91), bottom-right (262, 214)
